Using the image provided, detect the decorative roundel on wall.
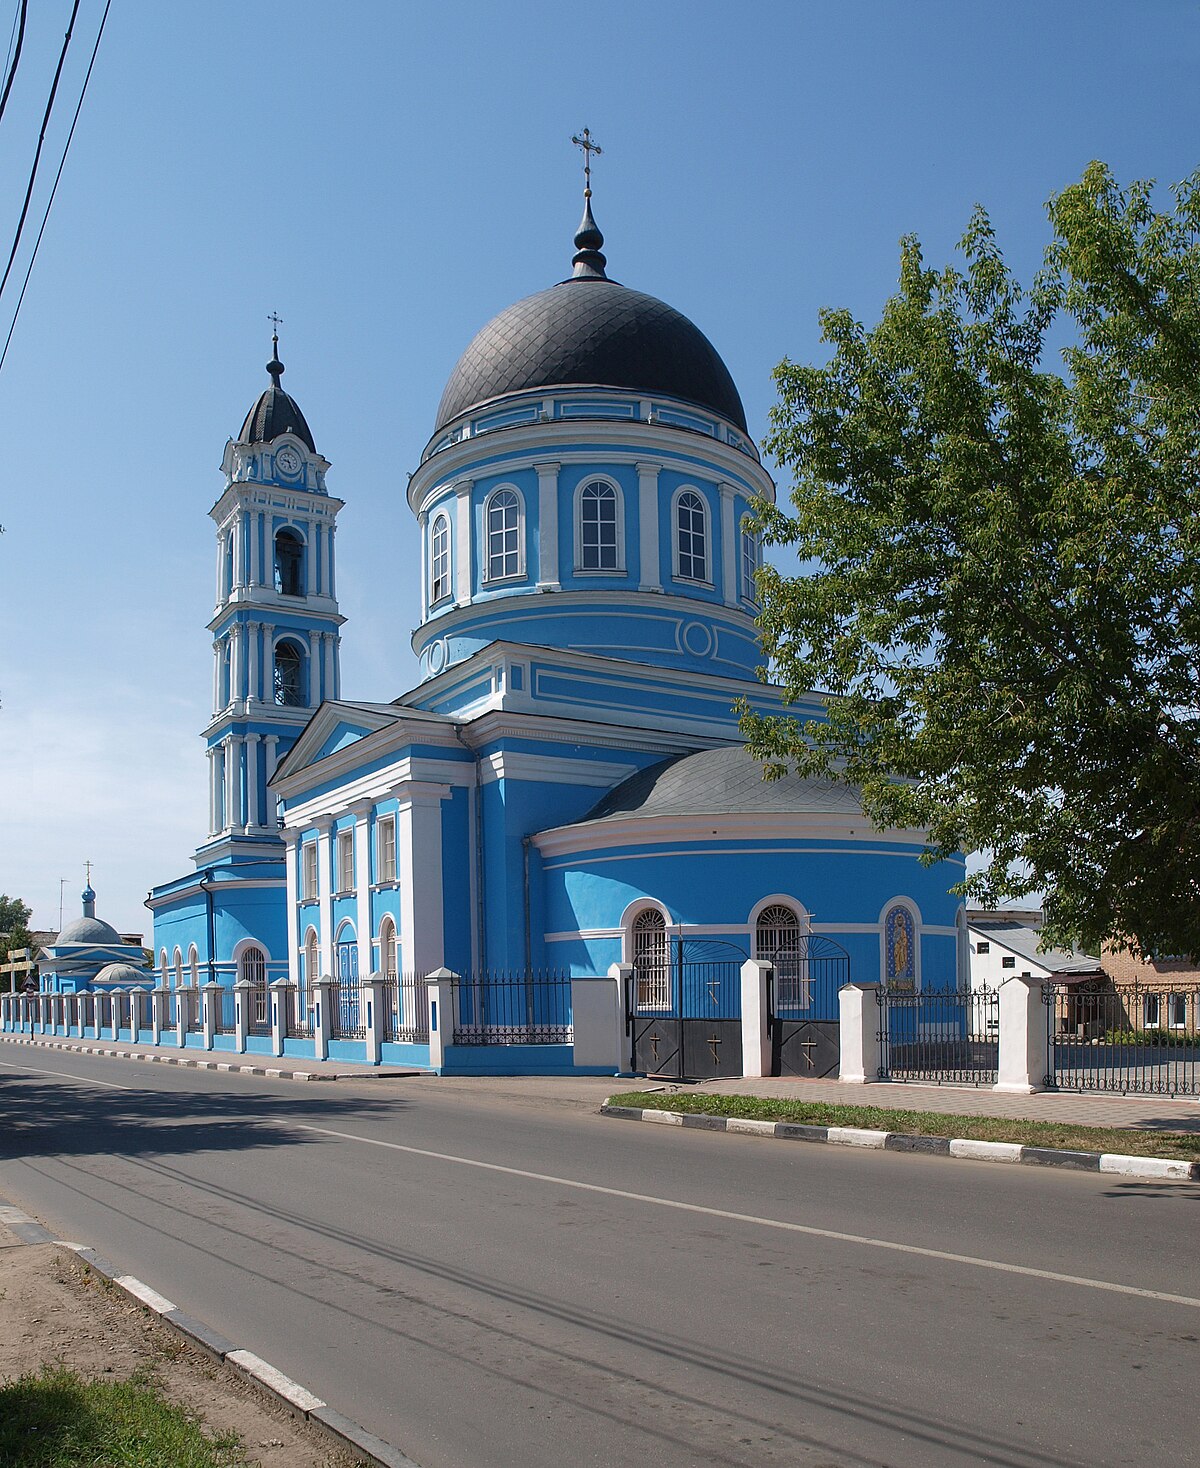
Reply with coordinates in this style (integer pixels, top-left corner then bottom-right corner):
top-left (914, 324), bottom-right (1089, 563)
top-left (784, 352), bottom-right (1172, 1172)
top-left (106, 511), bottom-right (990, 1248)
top-left (427, 638), bottom-right (448, 675)
top-left (681, 620), bottom-right (715, 658)
top-left (275, 445), bottom-right (303, 478)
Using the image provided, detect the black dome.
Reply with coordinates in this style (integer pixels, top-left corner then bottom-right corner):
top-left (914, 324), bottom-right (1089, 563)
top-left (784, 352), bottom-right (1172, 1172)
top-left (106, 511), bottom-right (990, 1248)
top-left (434, 276), bottom-right (747, 434)
top-left (239, 349), bottom-right (315, 451)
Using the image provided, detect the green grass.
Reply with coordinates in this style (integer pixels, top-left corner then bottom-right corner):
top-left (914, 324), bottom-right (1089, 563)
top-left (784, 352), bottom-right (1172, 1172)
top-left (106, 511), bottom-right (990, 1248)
top-left (0, 1366), bottom-right (249, 1467)
top-left (607, 1091), bottom-right (1200, 1162)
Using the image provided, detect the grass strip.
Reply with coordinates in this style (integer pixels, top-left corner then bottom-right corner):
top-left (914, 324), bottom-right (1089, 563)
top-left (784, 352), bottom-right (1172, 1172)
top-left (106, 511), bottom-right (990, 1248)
top-left (607, 1091), bottom-right (1200, 1162)
top-left (0, 1365), bottom-right (249, 1467)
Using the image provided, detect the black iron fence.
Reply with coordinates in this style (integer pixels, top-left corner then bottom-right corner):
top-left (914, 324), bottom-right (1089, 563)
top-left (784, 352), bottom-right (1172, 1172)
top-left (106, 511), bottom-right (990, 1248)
top-left (331, 979), bottom-right (366, 1040)
top-left (878, 986), bottom-right (999, 1085)
top-left (1045, 983), bottom-right (1200, 1095)
top-left (383, 973), bottom-right (430, 1044)
top-left (453, 970), bottom-right (573, 1046)
top-left (247, 984), bottom-right (270, 1036)
top-left (289, 986), bottom-right (315, 1039)
top-left (183, 987), bottom-right (203, 1033)
top-left (215, 988), bottom-right (237, 1035)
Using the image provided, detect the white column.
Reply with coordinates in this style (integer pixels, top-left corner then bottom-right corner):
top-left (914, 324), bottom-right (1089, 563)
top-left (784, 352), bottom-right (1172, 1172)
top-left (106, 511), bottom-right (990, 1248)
top-left (245, 733), bottom-right (261, 829)
top-left (417, 511), bottom-right (428, 618)
top-left (327, 521), bottom-right (336, 599)
top-left (316, 819), bottom-right (334, 979)
top-left (232, 514), bottom-right (246, 588)
top-left (215, 533), bottom-right (226, 605)
top-left (308, 630), bottom-right (321, 704)
top-left (354, 807), bottom-right (373, 981)
top-left (247, 621), bottom-right (260, 703)
top-left (263, 624), bottom-right (275, 701)
top-left (720, 482), bottom-right (738, 606)
top-left (207, 747), bottom-right (218, 835)
top-left (307, 517), bottom-right (320, 594)
top-left (248, 510), bottom-right (261, 589)
top-left (397, 785), bottom-right (448, 974)
top-left (212, 640), bottom-right (221, 713)
top-left (283, 832), bottom-right (300, 986)
top-left (637, 461), bottom-right (662, 591)
top-left (455, 480), bottom-right (473, 602)
top-left (323, 632), bottom-right (335, 703)
top-left (535, 461), bottom-right (560, 589)
top-left (222, 738), bottom-right (236, 831)
top-left (230, 624), bottom-right (244, 704)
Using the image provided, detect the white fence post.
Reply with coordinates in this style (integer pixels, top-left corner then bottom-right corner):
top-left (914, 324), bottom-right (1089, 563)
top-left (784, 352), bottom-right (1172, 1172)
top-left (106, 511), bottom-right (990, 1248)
top-left (426, 968), bottom-right (459, 1070)
top-left (313, 976), bottom-right (335, 1061)
top-left (202, 982), bottom-right (221, 1049)
top-left (151, 987), bottom-right (166, 1044)
top-left (175, 988), bottom-right (189, 1048)
top-left (839, 981), bottom-right (884, 1083)
top-left (233, 978), bottom-right (252, 1053)
top-left (363, 975), bottom-right (387, 1064)
top-left (994, 975), bottom-right (1048, 1094)
top-left (270, 979), bottom-right (291, 1057)
top-left (740, 960), bottom-right (773, 1078)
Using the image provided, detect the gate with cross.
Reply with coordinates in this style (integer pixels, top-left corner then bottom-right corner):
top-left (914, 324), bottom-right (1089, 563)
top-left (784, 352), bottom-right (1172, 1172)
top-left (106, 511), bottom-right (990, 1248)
top-left (627, 937), bottom-right (744, 1081)
top-left (766, 934), bottom-right (850, 1079)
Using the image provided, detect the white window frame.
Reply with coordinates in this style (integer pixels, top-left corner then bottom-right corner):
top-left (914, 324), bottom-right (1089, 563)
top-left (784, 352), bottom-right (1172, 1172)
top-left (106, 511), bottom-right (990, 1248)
top-left (740, 526), bottom-right (761, 605)
top-left (1144, 992), bottom-right (1162, 1029)
top-left (430, 511), bottom-right (451, 605)
top-left (376, 814), bottom-right (397, 884)
top-left (188, 945), bottom-right (199, 987)
top-left (336, 828), bottom-right (354, 894)
top-left (574, 477), bottom-right (624, 573)
top-left (302, 840), bottom-right (319, 900)
top-left (672, 487), bottom-right (711, 585)
top-left (1168, 992), bottom-right (1187, 1029)
top-left (483, 485), bottom-right (525, 584)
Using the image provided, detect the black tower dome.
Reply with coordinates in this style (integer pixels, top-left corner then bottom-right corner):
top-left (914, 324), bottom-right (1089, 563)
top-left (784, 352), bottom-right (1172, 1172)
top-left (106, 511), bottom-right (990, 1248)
top-left (239, 336), bottom-right (316, 452)
top-left (433, 203), bottom-right (747, 434)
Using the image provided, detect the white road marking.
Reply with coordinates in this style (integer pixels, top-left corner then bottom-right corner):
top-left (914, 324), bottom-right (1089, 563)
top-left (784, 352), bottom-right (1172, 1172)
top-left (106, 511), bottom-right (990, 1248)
top-left (0, 1058), bottom-right (140, 1092)
top-left (286, 1121), bottom-right (1200, 1311)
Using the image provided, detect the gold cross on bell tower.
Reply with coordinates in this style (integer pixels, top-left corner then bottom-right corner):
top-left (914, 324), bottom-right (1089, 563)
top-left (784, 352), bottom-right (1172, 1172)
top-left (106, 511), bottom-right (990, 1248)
top-left (571, 127), bottom-right (602, 198)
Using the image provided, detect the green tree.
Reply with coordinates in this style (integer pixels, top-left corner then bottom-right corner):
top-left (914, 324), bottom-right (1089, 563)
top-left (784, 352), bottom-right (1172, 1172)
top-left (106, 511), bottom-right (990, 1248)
top-left (742, 162), bottom-right (1200, 958)
top-left (0, 894), bottom-right (35, 992)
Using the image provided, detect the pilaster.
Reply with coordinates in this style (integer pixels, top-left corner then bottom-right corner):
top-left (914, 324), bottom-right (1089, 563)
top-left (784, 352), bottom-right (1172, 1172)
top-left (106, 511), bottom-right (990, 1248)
top-left (536, 461), bottom-right (561, 590)
top-left (316, 818), bottom-right (334, 978)
top-left (637, 461), bottom-right (662, 591)
top-left (455, 480), bottom-right (473, 603)
top-left (720, 482), bottom-right (738, 607)
top-left (397, 784), bottom-right (449, 975)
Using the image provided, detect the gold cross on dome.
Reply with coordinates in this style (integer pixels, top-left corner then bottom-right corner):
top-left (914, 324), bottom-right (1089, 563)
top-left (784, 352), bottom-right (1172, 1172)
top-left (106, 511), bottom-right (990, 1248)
top-left (571, 127), bottom-right (602, 197)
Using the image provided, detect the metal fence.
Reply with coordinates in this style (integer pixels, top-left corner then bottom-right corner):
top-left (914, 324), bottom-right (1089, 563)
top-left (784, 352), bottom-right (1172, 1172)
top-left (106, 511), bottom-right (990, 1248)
top-left (247, 984), bottom-right (270, 1036)
top-left (289, 986), bottom-right (315, 1039)
top-left (878, 986), bottom-right (999, 1085)
top-left (453, 970), bottom-right (573, 1045)
top-left (215, 988), bottom-right (237, 1036)
top-left (1045, 983), bottom-right (1200, 1095)
top-left (183, 987), bottom-right (203, 1033)
top-left (383, 973), bottom-right (430, 1044)
top-left (331, 980), bottom-right (366, 1040)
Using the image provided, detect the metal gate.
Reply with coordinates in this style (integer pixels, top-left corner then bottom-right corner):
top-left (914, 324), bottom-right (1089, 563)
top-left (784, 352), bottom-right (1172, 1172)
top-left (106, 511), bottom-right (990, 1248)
top-left (767, 935), bottom-right (849, 1078)
top-left (628, 938), bottom-right (744, 1080)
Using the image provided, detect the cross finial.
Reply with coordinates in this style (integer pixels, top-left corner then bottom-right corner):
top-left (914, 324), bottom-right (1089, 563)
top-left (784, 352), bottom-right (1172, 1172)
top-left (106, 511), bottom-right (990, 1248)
top-left (267, 311), bottom-right (283, 352)
top-left (571, 127), bottom-right (602, 199)
top-left (84, 859), bottom-right (92, 885)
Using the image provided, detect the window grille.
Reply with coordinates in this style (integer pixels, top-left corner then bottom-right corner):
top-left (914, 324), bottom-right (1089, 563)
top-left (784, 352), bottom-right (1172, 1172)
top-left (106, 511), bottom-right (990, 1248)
top-left (579, 480), bottom-right (618, 570)
top-left (633, 909), bottom-right (668, 1009)
top-left (486, 489), bottom-right (521, 580)
top-left (676, 491), bottom-right (708, 582)
top-left (274, 641), bottom-right (305, 706)
top-left (756, 904), bottom-right (809, 1007)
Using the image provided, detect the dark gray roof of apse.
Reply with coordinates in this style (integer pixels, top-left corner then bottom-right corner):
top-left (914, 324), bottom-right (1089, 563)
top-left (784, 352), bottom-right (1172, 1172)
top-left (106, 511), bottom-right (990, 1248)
top-left (580, 746), bottom-right (865, 825)
top-left (239, 348), bottom-right (316, 452)
top-left (434, 202), bottom-right (747, 434)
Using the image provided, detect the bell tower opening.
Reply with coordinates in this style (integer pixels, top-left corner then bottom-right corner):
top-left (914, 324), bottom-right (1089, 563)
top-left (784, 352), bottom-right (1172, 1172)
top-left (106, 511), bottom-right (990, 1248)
top-left (274, 528), bottom-right (305, 596)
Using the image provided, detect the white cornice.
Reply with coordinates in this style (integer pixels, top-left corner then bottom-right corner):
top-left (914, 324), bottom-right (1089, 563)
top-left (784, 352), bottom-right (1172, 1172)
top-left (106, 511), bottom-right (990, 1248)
top-left (478, 750), bottom-right (638, 788)
top-left (281, 772), bottom-right (458, 830)
top-left (271, 712), bottom-right (465, 797)
top-left (532, 811), bottom-right (931, 859)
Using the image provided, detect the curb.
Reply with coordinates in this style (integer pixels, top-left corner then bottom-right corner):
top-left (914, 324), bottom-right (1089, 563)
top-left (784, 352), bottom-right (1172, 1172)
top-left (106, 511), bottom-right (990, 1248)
top-left (0, 1032), bottom-right (418, 1082)
top-left (1, 1198), bottom-right (421, 1468)
top-left (600, 1103), bottom-right (1200, 1182)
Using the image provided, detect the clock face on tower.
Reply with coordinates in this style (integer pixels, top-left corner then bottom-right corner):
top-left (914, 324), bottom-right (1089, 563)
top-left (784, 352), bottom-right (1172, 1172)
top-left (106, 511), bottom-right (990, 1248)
top-left (275, 445), bottom-right (302, 477)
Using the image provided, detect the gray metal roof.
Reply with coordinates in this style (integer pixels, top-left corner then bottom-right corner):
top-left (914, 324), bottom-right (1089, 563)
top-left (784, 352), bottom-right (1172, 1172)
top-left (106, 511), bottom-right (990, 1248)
top-left (434, 277), bottom-right (747, 433)
top-left (239, 352), bottom-right (315, 451)
top-left (969, 918), bottom-right (1101, 975)
top-left (56, 915), bottom-right (123, 946)
top-left (581, 746), bottom-right (866, 824)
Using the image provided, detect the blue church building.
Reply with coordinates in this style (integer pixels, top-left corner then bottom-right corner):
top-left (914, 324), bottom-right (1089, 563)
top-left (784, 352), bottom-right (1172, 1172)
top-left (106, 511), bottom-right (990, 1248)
top-left (145, 184), bottom-right (967, 1077)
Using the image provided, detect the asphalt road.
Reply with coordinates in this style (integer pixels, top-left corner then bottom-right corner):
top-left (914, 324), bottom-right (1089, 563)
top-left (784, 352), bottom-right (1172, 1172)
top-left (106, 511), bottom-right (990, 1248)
top-left (1, 1042), bottom-right (1198, 1468)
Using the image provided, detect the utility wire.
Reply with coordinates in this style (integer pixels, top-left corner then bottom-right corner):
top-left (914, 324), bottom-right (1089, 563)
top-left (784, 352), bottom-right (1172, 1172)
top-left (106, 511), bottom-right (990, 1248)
top-left (0, 0), bottom-right (80, 306)
top-left (0, 0), bottom-right (27, 130)
top-left (0, 0), bottom-right (109, 376)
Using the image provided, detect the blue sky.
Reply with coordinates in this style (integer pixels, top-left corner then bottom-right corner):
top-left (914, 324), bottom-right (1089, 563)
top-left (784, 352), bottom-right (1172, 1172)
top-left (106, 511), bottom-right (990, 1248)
top-left (2, 0), bottom-right (1198, 935)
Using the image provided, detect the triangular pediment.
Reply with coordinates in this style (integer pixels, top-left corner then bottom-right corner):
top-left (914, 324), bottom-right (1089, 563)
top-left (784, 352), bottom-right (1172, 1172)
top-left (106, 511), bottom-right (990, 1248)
top-left (274, 702), bottom-right (406, 781)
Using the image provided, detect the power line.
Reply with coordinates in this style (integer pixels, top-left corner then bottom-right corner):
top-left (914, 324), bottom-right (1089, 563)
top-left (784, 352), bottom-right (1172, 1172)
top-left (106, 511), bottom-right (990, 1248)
top-left (0, 0), bottom-right (109, 376)
top-left (0, 0), bottom-right (80, 306)
top-left (0, 0), bottom-right (27, 130)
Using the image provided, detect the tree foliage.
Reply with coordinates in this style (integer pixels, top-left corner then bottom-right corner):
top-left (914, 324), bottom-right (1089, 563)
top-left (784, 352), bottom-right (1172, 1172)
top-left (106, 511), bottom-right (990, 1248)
top-left (742, 162), bottom-right (1200, 957)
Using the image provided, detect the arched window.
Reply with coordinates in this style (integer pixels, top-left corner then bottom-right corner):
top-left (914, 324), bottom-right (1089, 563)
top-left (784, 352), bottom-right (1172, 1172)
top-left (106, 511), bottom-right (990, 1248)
top-left (632, 908), bottom-right (668, 1010)
top-left (274, 640), bottom-right (306, 706)
top-left (173, 948), bottom-right (184, 990)
top-left (578, 480), bottom-right (620, 571)
top-left (239, 945), bottom-right (266, 987)
top-left (188, 945), bottom-right (199, 988)
top-left (304, 928), bottom-right (319, 988)
top-left (675, 490), bottom-right (708, 583)
top-left (379, 916), bottom-right (397, 978)
top-left (430, 513), bottom-right (451, 603)
top-left (274, 529), bottom-right (305, 596)
top-left (885, 904), bottom-right (917, 991)
top-left (755, 904), bottom-right (807, 1008)
top-left (741, 528), bottom-right (760, 604)
top-left (159, 950), bottom-right (169, 987)
top-left (485, 488), bottom-right (522, 582)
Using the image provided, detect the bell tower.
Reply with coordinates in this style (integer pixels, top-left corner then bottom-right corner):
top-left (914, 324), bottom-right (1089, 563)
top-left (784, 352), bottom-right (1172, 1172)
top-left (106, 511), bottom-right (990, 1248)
top-left (197, 331), bottom-right (345, 859)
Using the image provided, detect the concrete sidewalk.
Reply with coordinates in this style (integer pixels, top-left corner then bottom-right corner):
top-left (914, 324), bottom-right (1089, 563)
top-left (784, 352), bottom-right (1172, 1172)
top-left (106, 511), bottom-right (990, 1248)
top-left (6, 1031), bottom-right (1200, 1132)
